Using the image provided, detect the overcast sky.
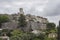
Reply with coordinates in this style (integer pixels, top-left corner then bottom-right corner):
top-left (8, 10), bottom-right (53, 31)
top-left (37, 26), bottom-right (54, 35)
top-left (0, 0), bottom-right (60, 26)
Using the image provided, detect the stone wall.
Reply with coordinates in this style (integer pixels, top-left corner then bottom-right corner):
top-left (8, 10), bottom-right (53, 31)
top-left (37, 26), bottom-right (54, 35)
top-left (1, 21), bottom-right (18, 30)
top-left (25, 20), bottom-right (47, 32)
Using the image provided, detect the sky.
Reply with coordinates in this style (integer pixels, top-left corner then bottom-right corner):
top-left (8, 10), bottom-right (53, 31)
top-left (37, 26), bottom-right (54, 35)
top-left (0, 0), bottom-right (60, 26)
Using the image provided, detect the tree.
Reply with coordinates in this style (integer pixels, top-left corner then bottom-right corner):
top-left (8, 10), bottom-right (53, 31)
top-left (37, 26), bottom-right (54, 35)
top-left (33, 38), bottom-right (40, 40)
top-left (57, 26), bottom-right (60, 40)
top-left (2, 29), bottom-right (12, 37)
top-left (10, 29), bottom-right (23, 40)
top-left (46, 23), bottom-right (56, 32)
top-left (0, 38), bottom-right (2, 40)
top-left (11, 29), bottom-right (23, 36)
top-left (10, 29), bottom-right (30, 40)
top-left (18, 14), bottom-right (27, 31)
top-left (38, 33), bottom-right (45, 40)
top-left (0, 15), bottom-right (9, 28)
top-left (10, 29), bottom-right (37, 40)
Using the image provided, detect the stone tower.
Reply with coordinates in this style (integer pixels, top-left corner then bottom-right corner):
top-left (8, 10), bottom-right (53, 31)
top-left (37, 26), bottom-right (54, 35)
top-left (19, 8), bottom-right (24, 14)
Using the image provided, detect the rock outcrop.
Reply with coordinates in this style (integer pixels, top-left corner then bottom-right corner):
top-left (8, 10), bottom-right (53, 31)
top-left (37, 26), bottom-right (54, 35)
top-left (1, 8), bottom-right (48, 32)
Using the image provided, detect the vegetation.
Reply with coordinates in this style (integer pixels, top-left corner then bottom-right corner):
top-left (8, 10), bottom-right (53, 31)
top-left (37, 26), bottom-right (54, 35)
top-left (10, 29), bottom-right (46, 40)
top-left (57, 26), bottom-right (60, 40)
top-left (0, 22), bottom-right (57, 40)
top-left (0, 14), bottom-right (57, 40)
top-left (44, 36), bottom-right (57, 40)
top-left (18, 14), bottom-right (27, 27)
top-left (18, 14), bottom-right (27, 31)
top-left (1, 29), bottom-right (12, 37)
top-left (0, 15), bottom-right (9, 28)
top-left (46, 23), bottom-right (56, 32)
top-left (0, 38), bottom-right (2, 40)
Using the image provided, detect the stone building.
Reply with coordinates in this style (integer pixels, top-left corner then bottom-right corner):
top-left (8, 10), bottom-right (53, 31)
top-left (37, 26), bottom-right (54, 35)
top-left (48, 33), bottom-right (57, 38)
top-left (1, 8), bottom-right (48, 32)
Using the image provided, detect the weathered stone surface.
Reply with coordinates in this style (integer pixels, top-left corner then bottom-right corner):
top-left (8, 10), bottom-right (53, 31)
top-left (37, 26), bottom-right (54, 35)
top-left (1, 21), bottom-right (18, 30)
top-left (1, 8), bottom-right (48, 32)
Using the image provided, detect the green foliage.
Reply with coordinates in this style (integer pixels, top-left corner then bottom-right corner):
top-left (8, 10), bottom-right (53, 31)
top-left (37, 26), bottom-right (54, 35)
top-left (44, 35), bottom-right (57, 40)
top-left (46, 23), bottom-right (56, 32)
top-left (0, 15), bottom-right (9, 23)
top-left (10, 29), bottom-right (23, 40)
top-left (18, 14), bottom-right (27, 27)
top-left (0, 30), bottom-right (2, 36)
top-left (0, 38), bottom-right (2, 40)
top-left (1, 29), bottom-right (11, 36)
top-left (31, 33), bottom-right (45, 40)
top-left (0, 15), bottom-right (9, 27)
top-left (46, 38), bottom-right (57, 40)
top-left (10, 29), bottom-right (38, 40)
top-left (38, 33), bottom-right (45, 40)
top-left (33, 38), bottom-right (40, 40)
top-left (11, 29), bottom-right (23, 36)
top-left (10, 29), bottom-right (28, 40)
top-left (10, 36), bottom-right (21, 40)
top-left (10, 29), bottom-right (57, 40)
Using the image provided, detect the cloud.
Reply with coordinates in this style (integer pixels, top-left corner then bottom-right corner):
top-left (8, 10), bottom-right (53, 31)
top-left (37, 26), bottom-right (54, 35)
top-left (0, 0), bottom-right (48, 13)
top-left (44, 0), bottom-right (60, 16)
top-left (0, 0), bottom-right (60, 25)
top-left (45, 15), bottom-right (60, 26)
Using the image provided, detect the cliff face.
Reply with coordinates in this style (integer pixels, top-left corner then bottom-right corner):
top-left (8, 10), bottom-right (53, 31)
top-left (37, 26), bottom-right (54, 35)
top-left (1, 14), bottom-right (48, 31)
top-left (25, 14), bottom-right (48, 32)
top-left (1, 8), bottom-right (48, 32)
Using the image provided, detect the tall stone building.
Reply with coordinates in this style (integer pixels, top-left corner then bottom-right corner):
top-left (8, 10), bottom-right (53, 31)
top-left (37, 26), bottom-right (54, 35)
top-left (1, 8), bottom-right (48, 32)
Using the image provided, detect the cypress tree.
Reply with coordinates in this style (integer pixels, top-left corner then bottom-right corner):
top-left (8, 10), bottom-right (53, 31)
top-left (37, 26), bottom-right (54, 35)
top-left (18, 14), bottom-right (27, 31)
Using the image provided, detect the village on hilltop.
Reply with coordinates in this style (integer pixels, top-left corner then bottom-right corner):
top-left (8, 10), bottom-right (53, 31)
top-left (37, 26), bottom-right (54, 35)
top-left (0, 8), bottom-right (57, 40)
